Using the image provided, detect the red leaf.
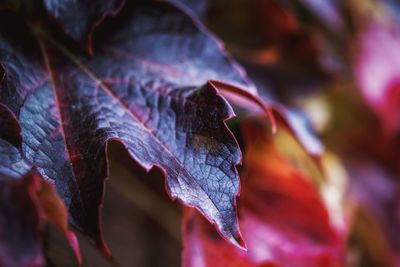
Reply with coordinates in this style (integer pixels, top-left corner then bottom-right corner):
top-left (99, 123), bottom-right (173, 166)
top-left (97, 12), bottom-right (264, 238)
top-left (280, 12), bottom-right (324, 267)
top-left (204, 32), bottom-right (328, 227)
top-left (182, 119), bottom-right (344, 267)
top-left (36, 178), bottom-right (82, 264)
top-left (239, 119), bottom-right (343, 266)
top-left (42, 0), bottom-right (125, 54)
top-left (0, 0), bottom-right (257, 252)
top-left (354, 22), bottom-right (400, 136)
top-left (182, 208), bottom-right (282, 267)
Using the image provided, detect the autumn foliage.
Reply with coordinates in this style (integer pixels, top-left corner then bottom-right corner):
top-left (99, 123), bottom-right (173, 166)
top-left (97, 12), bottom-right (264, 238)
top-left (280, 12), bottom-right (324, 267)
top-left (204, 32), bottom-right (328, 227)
top-left (0, 0), bottom-right (399, 266)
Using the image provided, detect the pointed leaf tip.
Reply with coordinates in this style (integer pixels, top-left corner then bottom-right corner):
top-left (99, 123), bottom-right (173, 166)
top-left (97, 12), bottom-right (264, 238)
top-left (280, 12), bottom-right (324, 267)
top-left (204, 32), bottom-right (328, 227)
top-left (0, 0), bottom-right (253, 255)
top-left (229, 232), bottom-right (247, 251)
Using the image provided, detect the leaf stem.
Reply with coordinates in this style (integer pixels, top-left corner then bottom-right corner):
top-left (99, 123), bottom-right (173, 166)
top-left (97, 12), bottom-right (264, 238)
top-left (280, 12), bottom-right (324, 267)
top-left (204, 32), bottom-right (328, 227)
top-left (209, 80), bottom-right (277, 133)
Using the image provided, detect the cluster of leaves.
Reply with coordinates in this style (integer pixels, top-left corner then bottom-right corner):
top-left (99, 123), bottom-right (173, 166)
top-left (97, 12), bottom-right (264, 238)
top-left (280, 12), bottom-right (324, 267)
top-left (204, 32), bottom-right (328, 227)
top-left (0, 0), bottom-right (400, 266)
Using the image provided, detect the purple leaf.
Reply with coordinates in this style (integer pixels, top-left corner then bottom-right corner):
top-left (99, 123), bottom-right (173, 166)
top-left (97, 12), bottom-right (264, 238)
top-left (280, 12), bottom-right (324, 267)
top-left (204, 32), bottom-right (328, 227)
top-left (0, 0), bottom-right (252, 252)
top-left (297, 0), bottom-right (343, 29)
top-left (272, 104), bottom-right (324, 156)
top-left (0, 104), bottom-right (21, 147)
top-left (0, 170), bottom-right (43, 267)
top-left (0, 106), bottom-right (82, 263)
top-left (0, 108), bottom-right (43, 266)
top-left (42, 0), bottom-right (125, 53)
top-left (168, 0), bottom-right (207, 17)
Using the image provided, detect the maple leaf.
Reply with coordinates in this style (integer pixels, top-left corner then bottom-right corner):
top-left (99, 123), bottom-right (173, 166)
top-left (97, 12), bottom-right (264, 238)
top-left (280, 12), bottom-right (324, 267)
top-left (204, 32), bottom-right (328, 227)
top-left (0, 0), bottom-right (259, 253)
top-left (42, 0), bottom-right (125, 54)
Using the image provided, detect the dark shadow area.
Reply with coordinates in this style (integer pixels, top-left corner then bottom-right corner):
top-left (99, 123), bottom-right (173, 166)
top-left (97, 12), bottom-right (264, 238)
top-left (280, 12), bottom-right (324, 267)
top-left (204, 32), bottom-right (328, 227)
top-left (78, 141), bottom-right (182, 267)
